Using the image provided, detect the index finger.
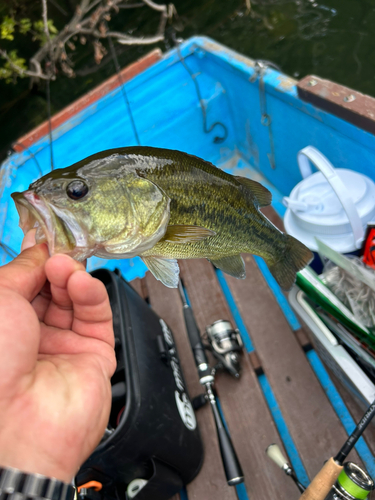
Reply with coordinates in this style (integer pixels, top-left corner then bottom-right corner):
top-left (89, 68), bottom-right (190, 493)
top-left (0, 244), bottom-right (49, 301)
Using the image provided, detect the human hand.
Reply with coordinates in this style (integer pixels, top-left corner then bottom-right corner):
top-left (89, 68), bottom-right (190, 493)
top-left (0, 232), bottom-right (116, 482)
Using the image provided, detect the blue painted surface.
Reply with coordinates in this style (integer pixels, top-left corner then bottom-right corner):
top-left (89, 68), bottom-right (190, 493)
top-left (258, 374), bottom-right (310, 487)
top-left (215, 269), bottom-right (254, 353)
top-left (253, 256), bottom-right (301, 331)
top-left (235, 483), bottom-right (250, 500)
top-left (179, 487), bottom-right (189, 500)
top-left (216, 264), bottom-right (309, 487)
top-left (307, 350), bottom-right (375, 477)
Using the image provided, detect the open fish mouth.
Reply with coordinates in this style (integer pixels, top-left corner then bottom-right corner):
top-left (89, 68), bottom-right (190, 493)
top-left (11, 191), bottom-right (53, 246)
top-left (11, 190), bottom-right (91, 260)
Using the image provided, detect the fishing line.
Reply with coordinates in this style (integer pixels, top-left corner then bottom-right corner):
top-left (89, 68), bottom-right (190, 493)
top-left (0, 141), bottom-right (44, 259)
top-left (46, 76), bottom-right (55, 170)
top-left (11, 142), bottom-right (43, 177)
top-left (108, 35), bottom-right (141, 146)
top-left (0, 139), bottom-right (46, 260)
top-left (0, 242), bottom-right (18, 259)
top-left (174, 37), bottom-right (228, 144)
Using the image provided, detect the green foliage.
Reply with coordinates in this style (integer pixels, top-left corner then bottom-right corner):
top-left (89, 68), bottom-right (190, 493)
top-left (0, 50), bottom-right (27, 83)
top-left (1, 15), bottom-right (15, 40)
top-left (1, 15), bottom-right (33, 40)
top-left (0, 8), bottom-right (59, 85)
top-left (33, 19), bottom-right (58, 43)
top-left (19, 18), bottom-right (32, 35)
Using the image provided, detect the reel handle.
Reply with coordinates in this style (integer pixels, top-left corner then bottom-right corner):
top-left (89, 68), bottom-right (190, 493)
top-left (266, 443), bottom-right (289, 469)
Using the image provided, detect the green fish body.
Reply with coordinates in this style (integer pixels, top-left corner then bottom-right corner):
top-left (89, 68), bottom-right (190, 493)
top-left (11, 146), bottom-right (312, 289)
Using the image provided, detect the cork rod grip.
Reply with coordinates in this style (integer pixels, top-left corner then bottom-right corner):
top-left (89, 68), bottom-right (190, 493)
top-left (299, 458), bottom-right (343, 500)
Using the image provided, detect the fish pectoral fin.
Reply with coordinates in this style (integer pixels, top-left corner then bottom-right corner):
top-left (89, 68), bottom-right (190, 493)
top-left (235, 176), bottom-right (272, 208)
top-left (162, 224), bottom-right (216, 244)
top-left (142, 256), bottom-right (180, 288)
top-left (209, 255), bottom-right (246, 279)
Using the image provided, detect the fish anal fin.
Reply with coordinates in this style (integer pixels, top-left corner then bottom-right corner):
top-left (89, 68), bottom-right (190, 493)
top-left (209, 255), bottom-right (246, 279)
top-left (162, 224), bottom-right (216, 243)
top-left (142, 256), bottom-right (180, 288)
top-left (235, 176), bottom-right (272, 207)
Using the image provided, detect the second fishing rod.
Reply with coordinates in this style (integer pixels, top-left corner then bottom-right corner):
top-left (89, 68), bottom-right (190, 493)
top-left (267, 398), bottom-right (375, 499)
top-left (177, 280), bottom-right (244, 486)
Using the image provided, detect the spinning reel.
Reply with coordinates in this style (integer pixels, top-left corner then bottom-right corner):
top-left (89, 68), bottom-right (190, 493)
top-left (205, 320), bottom-right (244, 378)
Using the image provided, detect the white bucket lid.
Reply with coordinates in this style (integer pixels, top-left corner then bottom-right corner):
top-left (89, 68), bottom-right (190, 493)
top-left (283, 146), bottom-right (375, 253)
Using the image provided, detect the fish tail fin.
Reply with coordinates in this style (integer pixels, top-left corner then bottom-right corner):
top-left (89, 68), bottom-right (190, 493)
top-left (266, 234), bottom-right (313, 291)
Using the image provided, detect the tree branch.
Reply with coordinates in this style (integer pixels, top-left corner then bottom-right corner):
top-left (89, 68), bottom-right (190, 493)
top-left (77, 27), bottom-right (165, 45)
top-left (141, 0), bottom-right (167, 13)
top-left (42, 0), bottom-right (55, 77)
top-left (113, 32), bottom-right (165, 45)
top-left (0, 50), bottom-right (50, 80)
top-left (42, 0), bottom-right (52, 46)
top-left (2, 0), bottom-right (175, 84)
top-left (117, 3), bottom-right (145, 8)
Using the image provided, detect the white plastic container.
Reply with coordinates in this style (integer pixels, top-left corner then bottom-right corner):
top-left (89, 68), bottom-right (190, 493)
top-left (283, 146), bottom-right (375, 253)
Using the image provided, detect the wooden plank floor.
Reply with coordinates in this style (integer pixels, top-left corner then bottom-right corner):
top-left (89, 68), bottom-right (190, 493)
top-left (129, 206), bottom-right (374, 499)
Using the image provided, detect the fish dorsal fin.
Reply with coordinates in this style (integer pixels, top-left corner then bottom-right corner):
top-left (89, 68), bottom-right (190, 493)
top-left (142, 256), bottom-right (180, 288)
top-left (209, 255), bottom-right (246, 279)
top-left (235, 176), bottom-right (272, 207)
top-left (162, 224), bottom-right (216, 244)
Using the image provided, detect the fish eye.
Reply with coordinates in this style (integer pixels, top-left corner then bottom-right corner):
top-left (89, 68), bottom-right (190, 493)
top-left (66, 180), bottom-right (89, 200)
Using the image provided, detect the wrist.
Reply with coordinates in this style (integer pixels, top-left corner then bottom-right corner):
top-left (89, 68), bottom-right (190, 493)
top-left (0, 454), bottom-right (75, 484)
top-left (0, 465), bottom-right (75, 500)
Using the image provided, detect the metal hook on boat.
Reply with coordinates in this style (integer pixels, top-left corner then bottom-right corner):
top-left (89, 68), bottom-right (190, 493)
top-left (174, 38), bottom-right (228, 144)
top-left (250, 60), bottom-right (277, 169)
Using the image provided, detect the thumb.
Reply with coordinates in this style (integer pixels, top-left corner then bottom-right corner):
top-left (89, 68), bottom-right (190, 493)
top-left (0, 244), bottom-right (49, 301)
top-left (21, 228), bottom-right (37, 251)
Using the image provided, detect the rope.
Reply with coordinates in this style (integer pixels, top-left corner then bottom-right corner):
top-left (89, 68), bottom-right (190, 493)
top-left (46, 76), bottom-right (54, 170)
top-left (174, 37), bottom-right (228, 144)
top-left (108, 35), bottom-right (141, 146)
top-left (11, 142), bottom-right (43, 177)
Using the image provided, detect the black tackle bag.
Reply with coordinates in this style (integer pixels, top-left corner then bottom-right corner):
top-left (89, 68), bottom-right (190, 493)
top-left (76, 269), bottom-right (204, 500)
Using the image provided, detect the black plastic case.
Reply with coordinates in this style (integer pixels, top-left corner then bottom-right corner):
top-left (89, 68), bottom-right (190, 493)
top-left (76, 269), bottom-right (203, 500)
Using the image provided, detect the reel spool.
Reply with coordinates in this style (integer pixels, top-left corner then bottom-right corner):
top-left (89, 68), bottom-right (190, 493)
top-left (205, 320), bottom-right (244, 378)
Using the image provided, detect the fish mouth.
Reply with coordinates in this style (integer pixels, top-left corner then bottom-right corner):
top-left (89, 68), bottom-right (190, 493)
top-left (12, 191), bottom-right (52, 244)
top-left (11, 191), bottom-right (77, 256)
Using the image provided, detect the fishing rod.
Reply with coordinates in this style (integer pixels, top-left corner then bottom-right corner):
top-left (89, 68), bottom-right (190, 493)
top-left (177, 280), bottom-right (244, 486)
top-left (266, 399), bottom-right (375, 498)
top-left (298, 398), bottom-right (375, 500)
top-left (266, 443), bottom-right (306, 493)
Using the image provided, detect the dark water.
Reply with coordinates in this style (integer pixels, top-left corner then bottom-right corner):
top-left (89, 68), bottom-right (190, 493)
top-left (175, 0), bottom-right (375, 94)
top-left (1, 0), bottom-right (375, 161)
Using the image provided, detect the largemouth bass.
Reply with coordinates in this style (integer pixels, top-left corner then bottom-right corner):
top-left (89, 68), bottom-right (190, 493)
top-left (12, 146), bottom-right (312, 289)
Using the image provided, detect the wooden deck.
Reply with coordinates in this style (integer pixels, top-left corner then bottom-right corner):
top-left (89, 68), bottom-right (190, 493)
top-left (129, 207), bottom-right (375, 500)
